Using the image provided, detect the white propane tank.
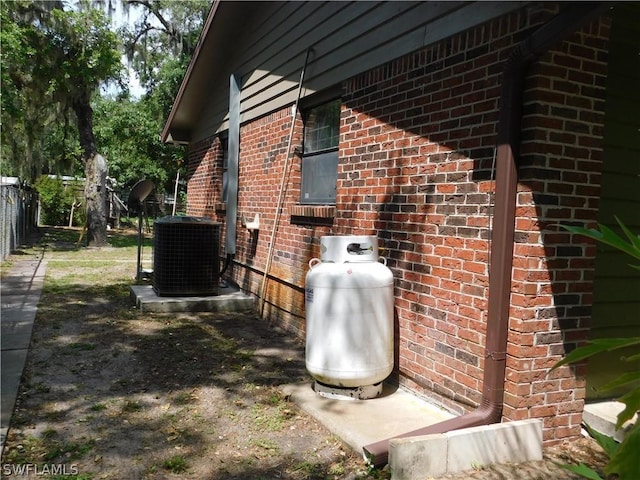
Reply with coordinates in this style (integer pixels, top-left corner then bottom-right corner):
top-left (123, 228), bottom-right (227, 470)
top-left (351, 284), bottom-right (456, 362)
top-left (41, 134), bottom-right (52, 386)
top-left (305, 235), bottom-right (394, 400)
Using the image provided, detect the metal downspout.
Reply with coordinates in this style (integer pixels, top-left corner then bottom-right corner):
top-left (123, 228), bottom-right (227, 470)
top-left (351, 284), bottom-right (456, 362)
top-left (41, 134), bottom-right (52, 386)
top-left (221, 73), bottom-right (241, 277)
top-left (363, 2), bottom-right (610, 467)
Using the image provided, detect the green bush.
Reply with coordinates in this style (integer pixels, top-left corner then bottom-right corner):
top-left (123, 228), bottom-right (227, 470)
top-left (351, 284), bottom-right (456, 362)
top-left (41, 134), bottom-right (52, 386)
top-left (35, 176), bottom-right (84, 226)
top-left (553, 217), bottom-right (640, 480)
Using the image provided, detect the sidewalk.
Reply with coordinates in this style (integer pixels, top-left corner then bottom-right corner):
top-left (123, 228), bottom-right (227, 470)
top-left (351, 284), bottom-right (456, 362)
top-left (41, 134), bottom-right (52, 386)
top-left (1, 254), bottom-right (47, 455)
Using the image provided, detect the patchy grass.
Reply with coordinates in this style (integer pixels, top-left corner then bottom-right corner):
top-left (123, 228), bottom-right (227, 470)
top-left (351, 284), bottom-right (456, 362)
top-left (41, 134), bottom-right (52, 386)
top-left (1, 227), bottom-right (384, 480)
top-left (162, 455), bottom-right (189, 473)
top-left (2, 226), bottom-right (611, 479)
top-left (89, 402), bottom-right (107, 412)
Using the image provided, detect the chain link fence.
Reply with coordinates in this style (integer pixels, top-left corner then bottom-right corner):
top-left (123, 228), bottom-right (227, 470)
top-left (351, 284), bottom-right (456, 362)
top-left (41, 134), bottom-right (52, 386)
top-left (1, 178), bottom-right (38, 261)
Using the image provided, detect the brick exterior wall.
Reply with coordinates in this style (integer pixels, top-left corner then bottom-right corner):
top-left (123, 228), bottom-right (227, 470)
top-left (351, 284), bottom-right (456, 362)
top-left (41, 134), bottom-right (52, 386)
top-left (185, 5), bottom-right (610, 445)
top-left (505, 16), bottom-right (610, 443)
top-left (186, 136), bottom-right (224, 219)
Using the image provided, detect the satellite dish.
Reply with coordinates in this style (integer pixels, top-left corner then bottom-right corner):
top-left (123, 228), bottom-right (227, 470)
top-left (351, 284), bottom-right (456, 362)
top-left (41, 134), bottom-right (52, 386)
top-left (128, 179), bottom-right (155, 281)
top-left (128, 179), bottom-right (155, 208)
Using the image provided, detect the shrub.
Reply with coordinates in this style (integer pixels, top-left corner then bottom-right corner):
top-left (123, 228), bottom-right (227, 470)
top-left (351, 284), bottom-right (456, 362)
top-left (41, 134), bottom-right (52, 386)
top-left (35, 176), bottom-right (84, 226)
top-left (553, 217), bottom-right (640, 480)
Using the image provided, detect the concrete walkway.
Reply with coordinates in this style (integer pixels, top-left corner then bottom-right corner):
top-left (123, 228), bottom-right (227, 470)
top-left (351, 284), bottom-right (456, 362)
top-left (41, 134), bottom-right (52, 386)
top-left (1, 255), bottom-right (46, 455)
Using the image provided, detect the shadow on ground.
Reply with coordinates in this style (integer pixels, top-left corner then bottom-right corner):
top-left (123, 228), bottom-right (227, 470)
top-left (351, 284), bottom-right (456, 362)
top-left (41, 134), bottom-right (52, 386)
top-left (1, 228), bottom-right (381, 479)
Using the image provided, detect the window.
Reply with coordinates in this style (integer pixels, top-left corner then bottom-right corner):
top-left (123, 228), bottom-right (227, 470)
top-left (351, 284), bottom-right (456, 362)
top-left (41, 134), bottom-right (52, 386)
top-left (301, 99), bottom-right (340, 204)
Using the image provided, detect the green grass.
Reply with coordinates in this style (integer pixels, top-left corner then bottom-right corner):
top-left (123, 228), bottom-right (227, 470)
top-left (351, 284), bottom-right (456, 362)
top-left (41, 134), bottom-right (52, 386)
top-left (173, 391), bottom-right (197, 405)
top-left (162, 455), bottom-right (189, 473)
top-left (121, 400), bottom-right (143, 413)
top-left (29, 382), bottom-right (51, 393)
top-left (293, 461), bottom-right (322, 476)
top-left (251, 403), bottom-right (290, 432)
top-left (43, 437), bottom-right (95, 462)
top-left (66, 342), bottom-right (96, 351)
top-left (108, 231), bottom-right (154, 249)
top-left (3, 435), bottom-right (44, 464)
top-left (41, 227), bottom-right (83, 245)
top-left (250, 437), bottom-right (279, 452)
top-left (90, 402), bottom-right (107, 412)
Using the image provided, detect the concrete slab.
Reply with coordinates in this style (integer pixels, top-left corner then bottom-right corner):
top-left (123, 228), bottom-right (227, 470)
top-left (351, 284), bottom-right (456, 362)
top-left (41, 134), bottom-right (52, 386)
top-left (282, 382), bottom-right (454, 456)
top-left (388, 419), bottom-right (543, 480)
top-left (446, 419), bottom-right (543, 470)
top-left (130, 284), bottom-right (255, 313)
top-left (388, 435), bottom-right (449, 478)
top-left (584, 401), bottom-right (638, 442)
top-left (1, 330), bottom-right (35, 351)
top-left (1, 284), bottom-right (45, 297)
top-left (1, 295), bottom-right (42, 309)
top-left (1, 349), bottom-right (29, 432)
top-left (0, 257), bottom-right (46, 455)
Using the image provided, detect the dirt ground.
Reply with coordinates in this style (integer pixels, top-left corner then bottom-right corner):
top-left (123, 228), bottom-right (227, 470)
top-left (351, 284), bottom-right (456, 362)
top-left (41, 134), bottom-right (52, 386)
top-left (1, 227), bottom-right (608, 480)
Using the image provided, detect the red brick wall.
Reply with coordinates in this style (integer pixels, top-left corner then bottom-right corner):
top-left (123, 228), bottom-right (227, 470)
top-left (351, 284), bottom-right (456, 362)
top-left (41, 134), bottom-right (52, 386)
top-left (504, 16), bottom-right (610, 443)
top-left (338, 15), bottom-right (511, 412)
top-left (186, 137), bottom-right (224, 219)
top-left (185, 5), bottom-right (610, 445)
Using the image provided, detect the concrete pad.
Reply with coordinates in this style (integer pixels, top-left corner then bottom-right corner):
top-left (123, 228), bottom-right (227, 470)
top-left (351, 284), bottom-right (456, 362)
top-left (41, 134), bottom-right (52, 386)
top-left (0, 304), bottom-right (39, 320)
top-left (130, 285), bottom-right (254, 313)
top-left (1, 299), bottom-right (39, 349)
top-left (282, 382), bottom-right (454, 456)
top-left (388, 419), bottom-right (543, 480)
top-left (1, 349), bottom-right (29, 438)
top-left (2, 261), bottom-right (47, 282)
top-left (1, 331), bottom-right (34, 350)
top-left (584, 401), bottom-right (638, 442)
top-left (1, 296), bottom-right (42, 310)
top-left (0, 315), bottom-right (38, 329)
top-left (1, 258), bottom-right (46, 455)
top-left (1, 283), bottom-right (45, 296)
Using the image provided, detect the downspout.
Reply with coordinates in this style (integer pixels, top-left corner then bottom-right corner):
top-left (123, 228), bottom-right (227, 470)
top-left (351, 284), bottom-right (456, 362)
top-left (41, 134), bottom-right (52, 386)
top-left (221, 73), bottom-right (241, 277)
top-left (363, 2), bottom-right (610, 467)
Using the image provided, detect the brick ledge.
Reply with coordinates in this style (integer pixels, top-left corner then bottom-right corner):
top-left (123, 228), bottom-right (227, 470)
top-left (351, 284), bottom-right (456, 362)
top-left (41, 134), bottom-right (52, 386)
top-left (289, 205), bottom-right (336, 218)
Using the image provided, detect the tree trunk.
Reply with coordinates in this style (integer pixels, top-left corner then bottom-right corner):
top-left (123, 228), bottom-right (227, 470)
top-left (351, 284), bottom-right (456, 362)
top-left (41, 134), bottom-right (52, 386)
top-left (84, 153), bottom-right (108, 246)
top-left (73, 92), bottom-right (108, 247)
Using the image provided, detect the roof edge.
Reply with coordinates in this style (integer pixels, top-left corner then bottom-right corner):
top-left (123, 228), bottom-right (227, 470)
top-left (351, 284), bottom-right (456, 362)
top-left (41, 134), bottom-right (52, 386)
top-left (160, 0), bottom-right (221, 144)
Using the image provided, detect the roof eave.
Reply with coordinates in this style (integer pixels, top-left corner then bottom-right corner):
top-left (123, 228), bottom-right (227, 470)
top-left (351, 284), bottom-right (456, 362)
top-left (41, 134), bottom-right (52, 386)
top-left (160, 0), bottom-right (221, 144)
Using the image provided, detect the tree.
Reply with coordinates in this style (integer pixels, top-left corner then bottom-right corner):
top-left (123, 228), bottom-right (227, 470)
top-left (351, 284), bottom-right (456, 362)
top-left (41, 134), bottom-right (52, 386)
top-left (92, 95), bottom-right (175, 192)
top-left (121, 0), bottom-right (210, 95)
top-left (46, 6), bottom-right (122, 245)
top-left (2, 1), bottom-right (122, 246)
top-left (2, 1), bottom-right (207, 242)
top-left (0, 1), bottom-right (62, 181)
top-left (98, 0), bottom-right (210, 196)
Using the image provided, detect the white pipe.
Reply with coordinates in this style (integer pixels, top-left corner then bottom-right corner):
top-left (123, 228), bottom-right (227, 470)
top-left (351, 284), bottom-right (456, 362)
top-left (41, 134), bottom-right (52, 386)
top-left (172, 172), bottom-right (179, 216)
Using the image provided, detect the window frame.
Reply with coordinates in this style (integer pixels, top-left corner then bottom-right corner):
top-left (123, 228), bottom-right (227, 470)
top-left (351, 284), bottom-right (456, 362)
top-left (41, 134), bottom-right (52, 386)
top-left (300, 97), bottom-right (341, 205)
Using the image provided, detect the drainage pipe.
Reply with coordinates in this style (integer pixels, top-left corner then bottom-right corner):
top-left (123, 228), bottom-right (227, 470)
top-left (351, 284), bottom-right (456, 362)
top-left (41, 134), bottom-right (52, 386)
top-left (363, 2), bottom-right (610, 467)
top-left (220, 73), bottom-right (241, 277)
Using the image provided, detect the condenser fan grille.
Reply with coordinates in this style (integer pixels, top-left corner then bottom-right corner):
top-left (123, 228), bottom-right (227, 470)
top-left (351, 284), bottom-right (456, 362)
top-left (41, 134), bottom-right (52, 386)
top-left (152, 216), bottom-right (221, 296)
